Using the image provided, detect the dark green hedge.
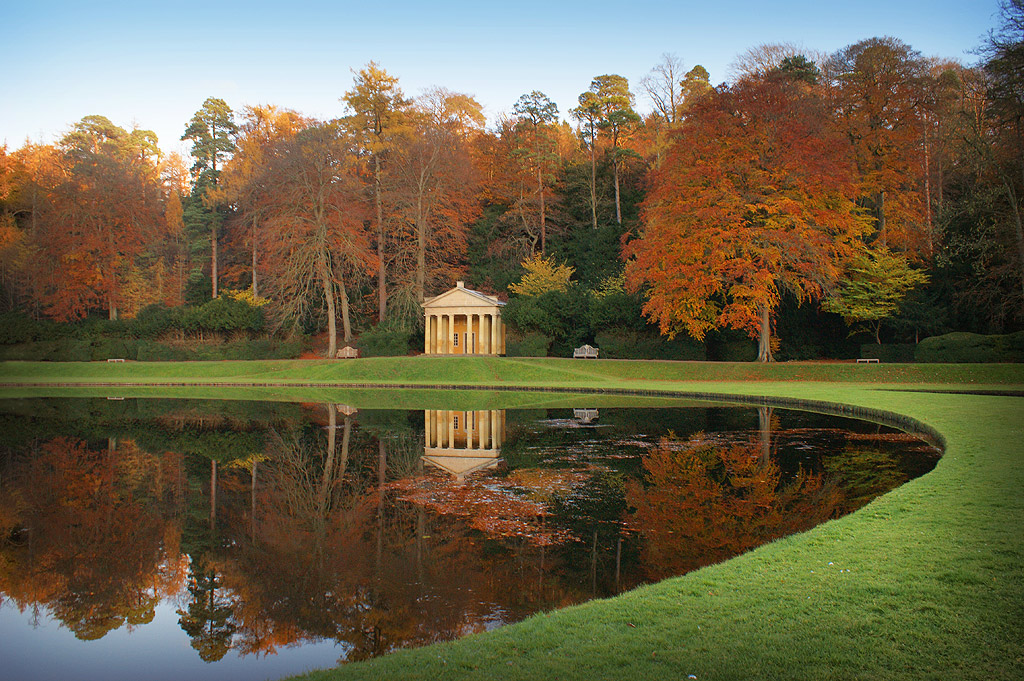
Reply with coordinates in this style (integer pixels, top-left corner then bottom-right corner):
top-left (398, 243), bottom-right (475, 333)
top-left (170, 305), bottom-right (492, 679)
top-left (594, 329), bottom-right (706, 360)
top-left (506, 331), bottom-right (550, 357)
top-left (0, 338), bottom-right (303, 362)
top-left (915, 331), bottom-right (1024, 363)
top-left (860, 343), bottom-right (917, 363)
top-left (358, 327), bottom-right (416, 357)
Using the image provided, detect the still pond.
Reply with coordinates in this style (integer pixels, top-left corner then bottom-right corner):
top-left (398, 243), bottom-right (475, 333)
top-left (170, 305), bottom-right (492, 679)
top-left (0, 397), bottom-right (940, 681)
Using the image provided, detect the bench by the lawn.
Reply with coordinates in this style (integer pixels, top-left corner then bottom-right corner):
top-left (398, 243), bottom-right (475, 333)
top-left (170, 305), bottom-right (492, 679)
top-left (573, 344), bottom-right (599, 359)
top-left (336, 346), bottom-right (359, 359)
top-left (856, 358), bottom-right (880, 364)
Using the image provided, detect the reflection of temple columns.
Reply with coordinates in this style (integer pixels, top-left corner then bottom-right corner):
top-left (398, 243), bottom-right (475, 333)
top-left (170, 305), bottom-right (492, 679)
top-left (423, 409), bottom-right (505, 479)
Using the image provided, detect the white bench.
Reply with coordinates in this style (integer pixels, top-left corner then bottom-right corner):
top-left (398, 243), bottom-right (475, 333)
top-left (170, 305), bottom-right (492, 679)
top-left (336, 346), bottom-right (359, 359)
top-left (573, 344), bottom-right (599, 359)
top-left (856, 358), bottom-right (880, 364)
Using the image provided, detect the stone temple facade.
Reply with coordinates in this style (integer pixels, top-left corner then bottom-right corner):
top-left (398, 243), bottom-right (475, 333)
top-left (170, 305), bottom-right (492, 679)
top-left (421, 281), bottom-right (505, 355)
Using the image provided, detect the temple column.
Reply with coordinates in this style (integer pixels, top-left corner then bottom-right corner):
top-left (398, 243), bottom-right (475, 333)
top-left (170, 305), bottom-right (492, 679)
top-left (490, 313), bottom-right (498, 354)
top-left (447, 410), bottom-right (455, 447)
top-left (424, 315), bottom-right (431, 354)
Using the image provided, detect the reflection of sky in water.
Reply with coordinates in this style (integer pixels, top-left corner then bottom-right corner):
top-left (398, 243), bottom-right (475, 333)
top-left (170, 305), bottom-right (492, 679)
top-left (0, 600), bottom-right (343, 681)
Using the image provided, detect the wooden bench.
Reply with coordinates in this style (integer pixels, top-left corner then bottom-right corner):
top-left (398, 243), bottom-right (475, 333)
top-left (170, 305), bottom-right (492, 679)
top-left (336, 346), bottom-right (359, 359)
top-left (573, 344), bottom-right (599, 359)
top-left (856, 358), bottom-right (880, 364)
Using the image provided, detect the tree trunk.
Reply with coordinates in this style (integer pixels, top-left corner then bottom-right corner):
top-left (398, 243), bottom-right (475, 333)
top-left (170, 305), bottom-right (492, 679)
top-left (211, 221), bottom-right (219, 298)
top-left (318, 251), bottom-right (337, 357)
top-left (1001, 179), bottom-right (1024, 303)
top-left (538, 167), bottom-right (546, 253)
top-left (758, 406), bottom-right (773, 464)
top-left (589, 135), bottom-right (598, 230)
top-left (251, 218), bottom-right (258, 297)
top-left (923, 121), bottom-right (932, 256)
top-left (613, 151), bottom-right (622, 225)
top-left (757, 304), bottom-right (773, 363)
top-left (210, 460), bottom-right (217, 531)
top-left (416, 193), bottom-right (427, 303)
top-left (375, 155), bottom-right (387, 321)
top-left (874, 190), bottom-right (886, 248)
top-left (339, 278), bottom-right (352, 343)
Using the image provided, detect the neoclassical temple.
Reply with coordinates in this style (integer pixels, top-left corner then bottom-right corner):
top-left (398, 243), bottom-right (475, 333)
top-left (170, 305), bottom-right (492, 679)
top-left (422, 409), bottom-right (505, 479)
top-left (421, 281), bottom-right (505, 355)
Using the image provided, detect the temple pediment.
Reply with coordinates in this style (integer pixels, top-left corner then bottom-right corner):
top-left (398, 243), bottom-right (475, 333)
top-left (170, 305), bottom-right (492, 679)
top-left (422, 281), bottom-right (505, 310)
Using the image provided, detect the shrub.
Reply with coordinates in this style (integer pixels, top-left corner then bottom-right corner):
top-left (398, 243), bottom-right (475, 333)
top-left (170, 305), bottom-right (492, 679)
top-left (359, 326), bottom-right (415, 357)
top-left (135, 338), bottom-right (303, 361)
top-left (594, 328), bottom-right (706, 360)
top-left (193, 294), bottom-right (265, 333)
top-left (130, 304), bottom-right (177, 338)
top-left (506, 331), bottom-right (550, 357)
top-left (0, 312), bottom-right (47, 344)
top-left (504, 288), bottom-right (593, 356)
top-left (90, 338), bottom-right (139, 361)
top-left (860, 343), bottom-right (916, 363)
top-left (915, 331), bottom-right (1024, 363)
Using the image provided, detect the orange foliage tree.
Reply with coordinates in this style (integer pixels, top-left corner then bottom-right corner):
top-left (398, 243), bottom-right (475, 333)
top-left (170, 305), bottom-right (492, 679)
top-left (254, 121), bottom-right (375, 355)
top-left (823, 37), bottom-right (928, 255)
top-left (390, 88), bottom-right (482, 308)
top-left (624, 73), bottom-right (867, 361)
top-left (35, 116), bottom-right (165, 320)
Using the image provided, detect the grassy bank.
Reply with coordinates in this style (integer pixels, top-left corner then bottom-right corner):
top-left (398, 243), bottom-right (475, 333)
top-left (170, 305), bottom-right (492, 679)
top-left (2, 356), bottom-right (1023, 390)
top-left (2, 358), bottom-right (1022, 680)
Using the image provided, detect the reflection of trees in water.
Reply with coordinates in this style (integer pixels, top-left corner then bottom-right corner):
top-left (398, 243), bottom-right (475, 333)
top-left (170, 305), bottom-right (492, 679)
top-left (0, 436), bottom-right (185, 640)
top-left (626, 435), bottom-right (843, 580)
top-left (0, 401), bottom-right (938, 668)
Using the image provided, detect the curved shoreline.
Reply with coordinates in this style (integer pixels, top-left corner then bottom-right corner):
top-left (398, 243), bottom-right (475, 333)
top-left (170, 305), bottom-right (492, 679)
top-left (2, 361), bottom-right (1021, 680)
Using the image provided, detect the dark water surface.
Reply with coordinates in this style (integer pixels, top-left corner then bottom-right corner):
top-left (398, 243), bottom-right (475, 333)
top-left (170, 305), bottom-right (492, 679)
top-left (0, 398), bottom-right (940, 681)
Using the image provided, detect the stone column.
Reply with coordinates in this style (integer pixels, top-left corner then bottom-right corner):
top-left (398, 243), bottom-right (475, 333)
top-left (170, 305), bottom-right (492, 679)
top-left (490, 313), bottom-right (498, 354)
top-left (447, 410), bottom-right (455, 447)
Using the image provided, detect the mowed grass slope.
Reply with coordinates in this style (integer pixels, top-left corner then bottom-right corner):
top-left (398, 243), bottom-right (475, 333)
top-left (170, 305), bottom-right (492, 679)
top-left (2, 356), bottom-right (1023, 389)
top-left (1, 357), bottom-right (1022, 679)
top-left (287, 386), bottom-right (1023, 681)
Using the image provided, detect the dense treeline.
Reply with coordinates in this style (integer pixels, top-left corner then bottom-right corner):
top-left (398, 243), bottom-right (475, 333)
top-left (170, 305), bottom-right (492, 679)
top-left (1, 5), bottom-right (1022, 360)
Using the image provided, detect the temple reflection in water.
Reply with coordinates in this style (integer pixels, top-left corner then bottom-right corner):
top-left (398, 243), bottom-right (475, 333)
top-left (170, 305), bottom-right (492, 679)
top-left (423, 409), bottom-right (505, 478)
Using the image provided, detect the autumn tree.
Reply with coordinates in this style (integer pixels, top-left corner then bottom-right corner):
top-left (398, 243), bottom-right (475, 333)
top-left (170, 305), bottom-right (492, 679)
top-left (625, 74), bottom-right (866, 362)
top-left (825, 247), bottom-right (929, 343)
top-left (390, 88), bottom-right (482, 308)
top-left (823, 37), bottom-right (928, 254)
top-left (256, 122), bottom-right (375, 355)
top-left (36, 116), bottom-right (165, 320)
top-left (341, 62), bottom-right (411, 322)
top-left (215, 105), bottom-right (305, 297)
top-left (508, 253), bottom-right (574, 295)
top-left (978, 0), bottom-right (1024, 306)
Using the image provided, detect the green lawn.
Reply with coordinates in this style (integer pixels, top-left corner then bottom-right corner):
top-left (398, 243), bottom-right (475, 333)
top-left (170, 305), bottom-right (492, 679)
top-left (2, 357), bottom-right (1023, 680)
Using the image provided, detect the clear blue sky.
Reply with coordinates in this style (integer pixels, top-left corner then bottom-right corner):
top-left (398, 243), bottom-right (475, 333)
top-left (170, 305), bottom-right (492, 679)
top-left (1, 0), bottom-right (1002, 158)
